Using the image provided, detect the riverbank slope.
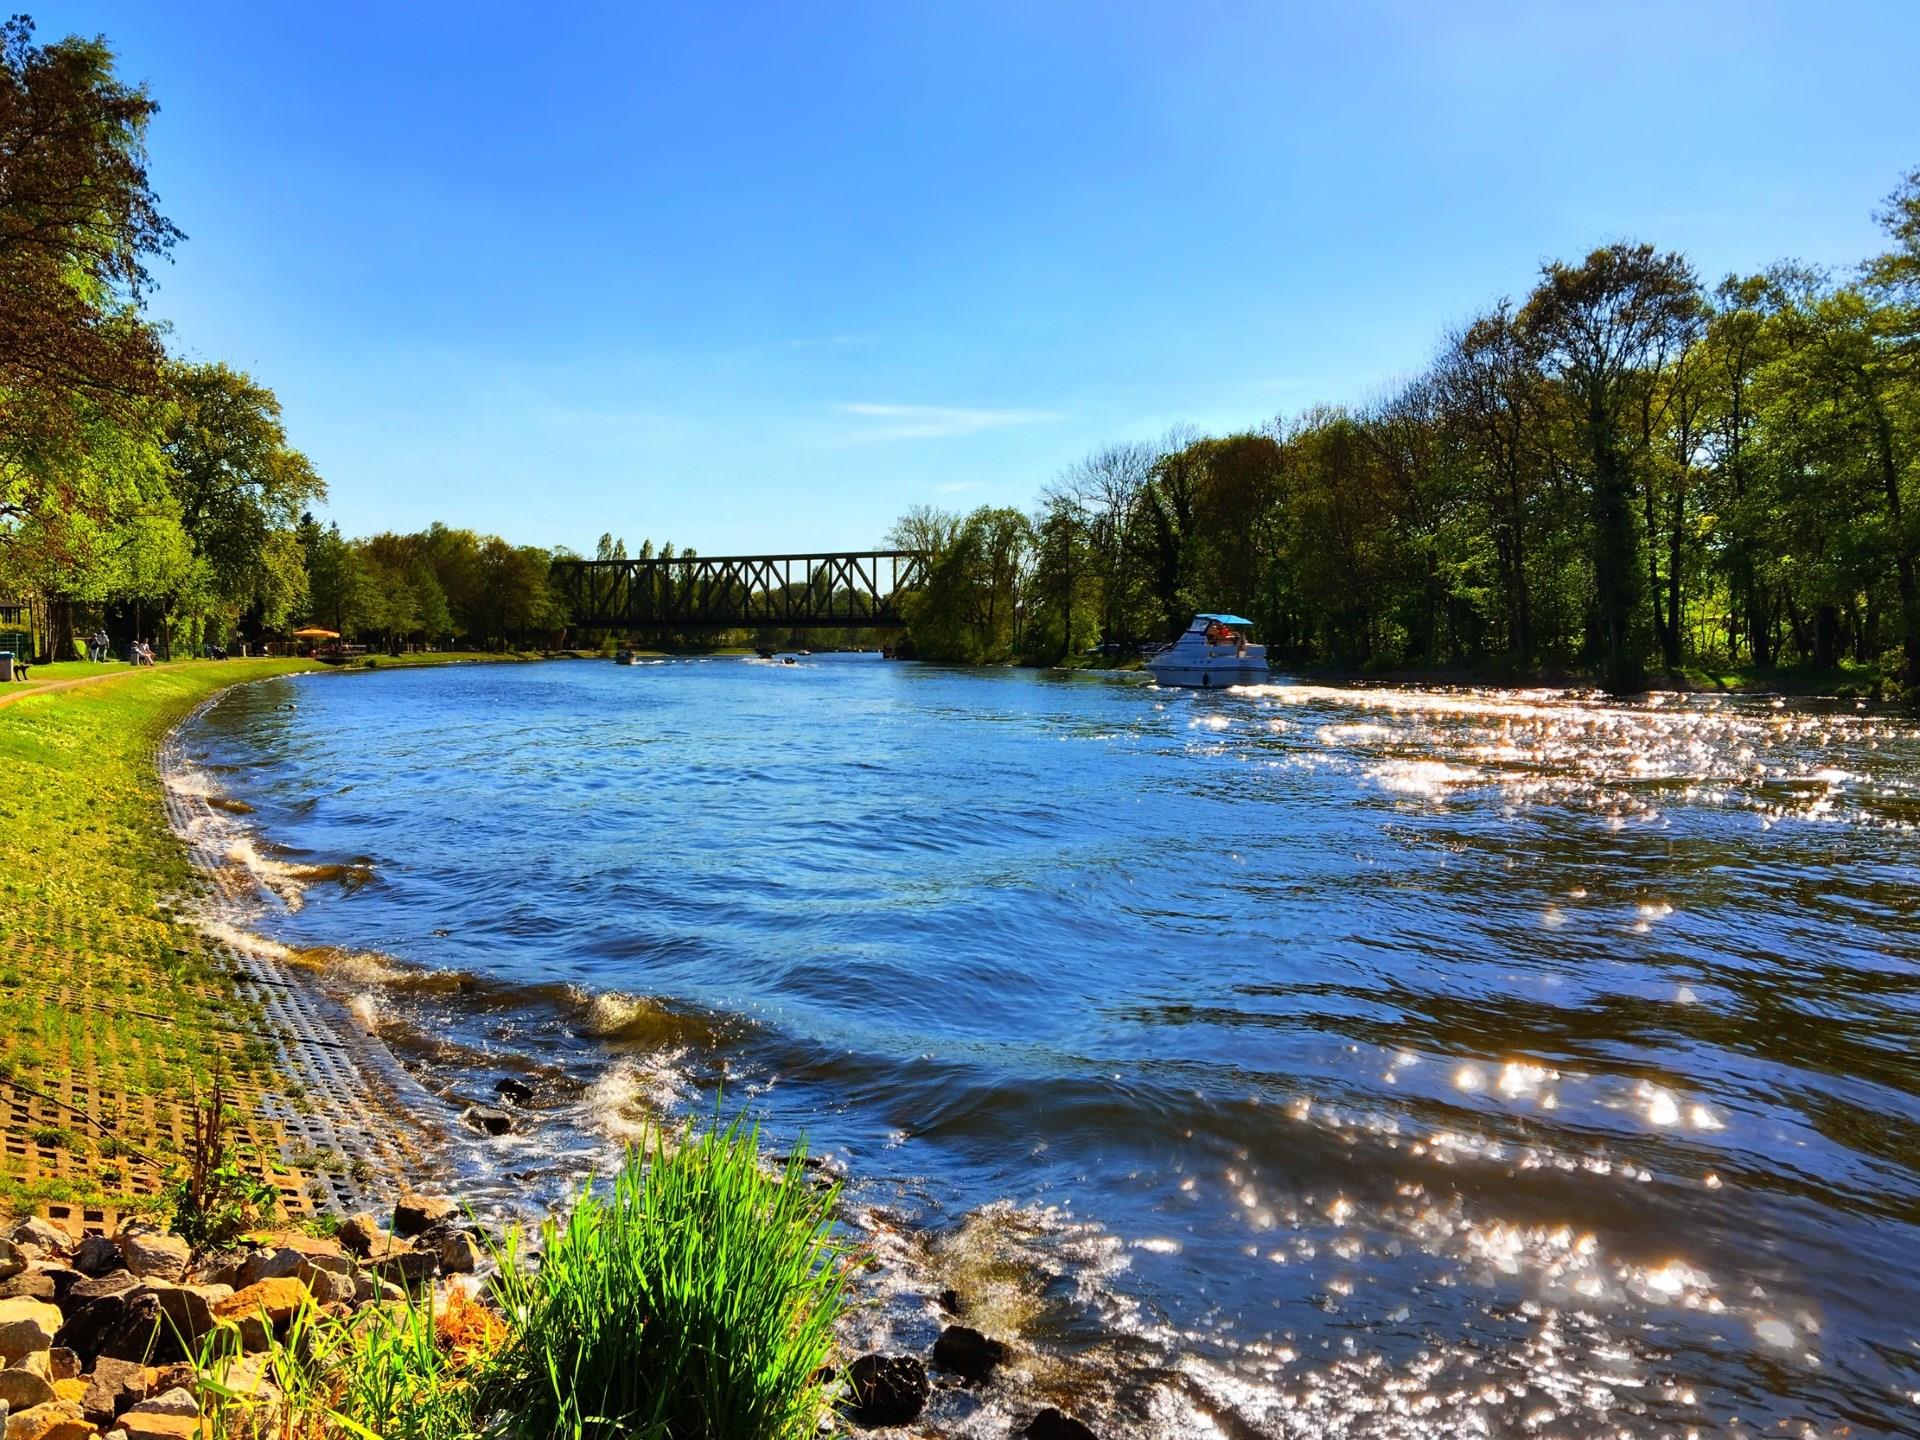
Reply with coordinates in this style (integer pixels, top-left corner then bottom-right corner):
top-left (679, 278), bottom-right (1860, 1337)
top-left (0, 660), bottom-right (334, 1225)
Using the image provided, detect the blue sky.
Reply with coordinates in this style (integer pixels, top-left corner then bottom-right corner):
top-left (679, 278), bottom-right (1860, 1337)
top-left (36, 1), bottom-right (1920, 554)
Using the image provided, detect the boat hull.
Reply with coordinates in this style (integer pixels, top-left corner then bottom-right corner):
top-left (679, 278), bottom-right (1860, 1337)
top-left (1145, 657), bottom-right (1269, 688)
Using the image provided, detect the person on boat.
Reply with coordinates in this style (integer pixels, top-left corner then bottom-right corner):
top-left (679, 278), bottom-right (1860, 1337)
top-left (1205, 621), bottom-right (1225, 645)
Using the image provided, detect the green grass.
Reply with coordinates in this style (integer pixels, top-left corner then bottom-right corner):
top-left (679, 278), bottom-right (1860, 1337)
top-left (485, 1117), bottom-right (849, 1440)
top-left (0, 657), bottom-right (320, 1213)
top-left (198, 1120), bottom-right (851, 1440)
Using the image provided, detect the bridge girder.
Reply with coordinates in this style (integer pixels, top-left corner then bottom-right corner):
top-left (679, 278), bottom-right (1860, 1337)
top-left (552, 550), bottom-right (927, 631)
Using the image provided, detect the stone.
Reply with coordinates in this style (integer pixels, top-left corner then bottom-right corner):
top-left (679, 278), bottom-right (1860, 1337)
top-left (45, 1386), bottom-right (82, 1412)
top-left (936, 1287), bottom-right (967, 1316)
top-left (0, 1278), bottom-right (53, 1306)
top-left (0, 1299), bottom-right (63, 1362)
top-left (145, 1283), bottom-right (231, 1349)
top-left (367, 1247), bottom-right (436, 1290)
top-left (211, 1279), bottom-right (307, 1330)
top-left (493, 1077), bottom-right (535, 1106)
top-left (56, 1290), bottom-right (153, 1366)
top-left (232, 1249), bottom-right (302, 1290)
top-left (461, 1105), bottom-right (513, 1137)
top-left (80, 1357), bottom-right (149, 1425)
top-left (294, 1264), bottom-right (354, 1307)
top-left (42, 1353), bottom-right (76, 1383)
top-left (843, 1353), bottom-right (928, 1427)
top-left (1023, 1409), bottom-right (1099, 1440)
top-left (65, 1270), bottom-right (139, 1308)
top-left (0, 1375), bottom-right (54, 1415)
top-left (3, 1399), bottom-right (91, 1440)
top-left (117, 1234), bottom-right (188, 1285)
top-left (336, 1215), bottom-right (383, 1259)
top-left (119, 1413), bottom-right (203, 1440)
top-left (392, 1195), bottom-right (459, 1238)
top-left (127, 1389), bottom-right (197, 1419)
top-left (0, 1241), bottom-right (22, 1283)
top-left (437, 1232), bottom-right (480, 1276)
top-left (7, 1223), bottom-right (66, 1260)
top-left (932, 1324), bottom-right (1007, 1382)
top-left (70, 1237), bottom-right (120, 1278)
top-left (10, 1349), bottom-right (50, 1380)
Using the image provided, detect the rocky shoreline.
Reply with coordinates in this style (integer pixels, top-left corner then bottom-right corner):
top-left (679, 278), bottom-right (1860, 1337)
top-left (0, 1196), bottom-right (482, 1440)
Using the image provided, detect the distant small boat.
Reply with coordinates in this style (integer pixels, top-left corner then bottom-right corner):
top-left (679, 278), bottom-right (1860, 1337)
top-left (1145, 614), bottom-right (1268, 688)
top-left (615, 650), bottom-right (638, 665)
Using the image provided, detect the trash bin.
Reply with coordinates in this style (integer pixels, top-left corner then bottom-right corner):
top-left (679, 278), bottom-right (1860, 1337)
top-left (0, 652), bottom-right (14, 682)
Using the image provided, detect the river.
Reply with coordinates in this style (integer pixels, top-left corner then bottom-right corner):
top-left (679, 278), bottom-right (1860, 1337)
top-left (180, 654), bottom-right (1920, 1438)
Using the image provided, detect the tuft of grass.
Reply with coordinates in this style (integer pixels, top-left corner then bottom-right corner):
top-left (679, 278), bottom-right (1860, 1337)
top-left (484, 1116), bottom-right (850, 1440)
top-left (188, 1116), bottom-right (850, 1440)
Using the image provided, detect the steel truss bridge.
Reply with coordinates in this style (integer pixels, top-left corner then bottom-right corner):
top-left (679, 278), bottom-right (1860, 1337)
top-left (552, 550), bottom-right (928, 631)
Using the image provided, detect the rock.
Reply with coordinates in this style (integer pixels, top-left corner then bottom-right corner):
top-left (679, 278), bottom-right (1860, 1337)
top-left (145, 1283), bottom-right (231, 1349)
top-left (461, 1105), bottom-right (513, 1137)
top-left (64, 1270), bottom-right (138, 1305)
top-left (936, 1287), bottom-right (967, 1316)
top-left (0, 1277), bottom-right (54, 1306)
top-left (56, 1290), bottom-right (158, 1366)
top-left (336, 1215), bottom-right (383, 1258)
top-left (843, 1353), bottom-right (929, 1427)
top-left (392, 1195), bottom-right (459, 1238)
top-left (7, 1223), bottom-right (66, 1260)
top-left (493, 1077), bottom-right (534, 1106)
top-left (9, 1351), bottom-right (48, 1380)
top-left (0, 1375), bottom-right (54, 1416)
top-left (80, 1357), bottom-right (149, 1425)
top-left (369, 1248), bottom-right (437, 1291)
top-left (42, 1352), bottom-right (76, 1383)
top-left (119, 1413), bottom-right (203, 1440)
top-left (70, 1237), bottom-right (120, 1278)
top-left (3, 1399), bottom-right (91, 1440)
top-left (0, 1299), bottom-right (63, 1362)
top-left (211, 1278), bottom-right (307, 1329)
top-left (0, 1241), bottom-right (22, 1282)
top-left (294, 1264), bottom-right (354, 1308)
top-left (437, 1232), bottom-right (480, 1276)
top-left (932, 1324), bottom-right (1007, 1381)
top-left (1023, 1409), bottom-right (1099, 1440)
top-left (127, 1389), bottom-right (198, 1419)
top-left (232, 1249), bottom-right (303, 1290)
top-left (118, 1233), bottom-right (188, 1286)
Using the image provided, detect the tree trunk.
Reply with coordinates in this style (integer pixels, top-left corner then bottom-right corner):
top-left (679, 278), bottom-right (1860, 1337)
top-left (1813, 604), bottom-right (1840, 670)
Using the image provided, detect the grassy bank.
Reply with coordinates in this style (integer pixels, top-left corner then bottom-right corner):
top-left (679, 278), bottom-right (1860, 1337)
top-left (0, 658), bottom-right (321, 1216)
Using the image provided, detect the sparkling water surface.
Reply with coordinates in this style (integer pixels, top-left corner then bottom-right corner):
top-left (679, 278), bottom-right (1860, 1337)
top-left (183, 655), bottom-right (1920, 1438)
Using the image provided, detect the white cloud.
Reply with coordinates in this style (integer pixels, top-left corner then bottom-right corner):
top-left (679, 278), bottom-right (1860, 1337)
top-left (836, 402), bottom-right (1064, 440)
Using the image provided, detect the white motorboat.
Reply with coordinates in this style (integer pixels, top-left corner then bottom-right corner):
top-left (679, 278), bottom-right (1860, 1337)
top-left (1144, 613), bottom-right (1268, 688)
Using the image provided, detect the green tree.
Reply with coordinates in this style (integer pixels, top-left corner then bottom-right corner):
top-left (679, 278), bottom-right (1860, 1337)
top-left (1521, 244), bottom-right (1703, 688)
top-left (164, 361), bottom-right (324, 635)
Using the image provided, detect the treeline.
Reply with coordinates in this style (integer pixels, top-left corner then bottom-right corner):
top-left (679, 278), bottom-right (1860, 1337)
top-left (0, 19), bottom-right (568, 659)
top-left (896, 170), bottom-right (1920, 691)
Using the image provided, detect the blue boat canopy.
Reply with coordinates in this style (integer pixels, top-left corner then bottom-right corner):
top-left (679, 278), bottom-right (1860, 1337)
top-left (1196, 613), bottom-right (1254, 626)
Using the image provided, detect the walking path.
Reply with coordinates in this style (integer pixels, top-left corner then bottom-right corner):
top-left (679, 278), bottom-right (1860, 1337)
top-left (0, 658), bottom-right (242, 709)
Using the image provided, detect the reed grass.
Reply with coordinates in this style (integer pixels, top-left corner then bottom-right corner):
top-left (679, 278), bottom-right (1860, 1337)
top-left (484, 1115), bottom-right (850, 1440)
top-left (197, 1117), bottom-right (851, 1440)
